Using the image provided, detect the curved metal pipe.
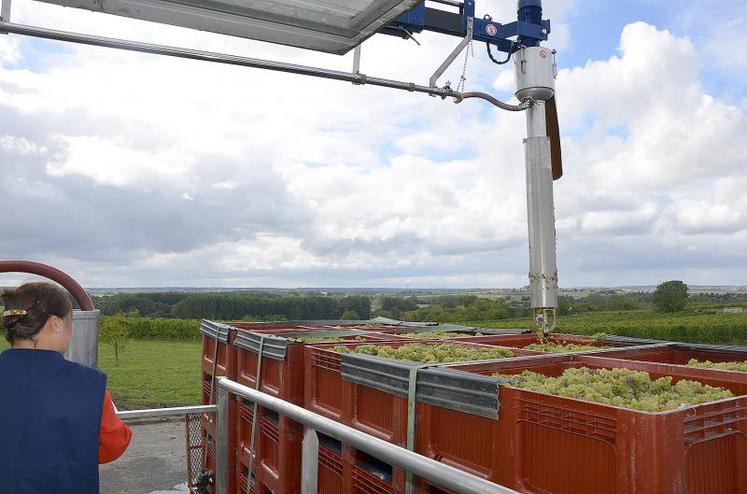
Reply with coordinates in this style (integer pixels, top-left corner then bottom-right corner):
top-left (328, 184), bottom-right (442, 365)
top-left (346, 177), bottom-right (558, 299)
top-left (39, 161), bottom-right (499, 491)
top-left (455, 92), bottom-right (532, 111)
top-left (0, 260), bottom-right (95, 311)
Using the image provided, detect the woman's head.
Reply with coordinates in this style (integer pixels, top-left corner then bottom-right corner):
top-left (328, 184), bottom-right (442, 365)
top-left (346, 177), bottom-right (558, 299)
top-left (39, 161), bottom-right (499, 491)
top-left (2, 282), bottom-right (73, 352)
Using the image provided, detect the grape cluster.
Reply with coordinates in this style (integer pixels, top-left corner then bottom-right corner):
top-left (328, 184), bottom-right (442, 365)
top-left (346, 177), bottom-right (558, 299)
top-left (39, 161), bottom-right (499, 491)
top-left (397, 331), bottom-right (477, 339)
top-left (332, 342), bottom-right (514, 363)
top-left (525, 342), bottom-right (601, 353)
top-left (288, 335), bottom-right (366, 344)
top-left (494, 367), bottom-right (734, 412)
top-left (688, 359), bottom-right (747, 372)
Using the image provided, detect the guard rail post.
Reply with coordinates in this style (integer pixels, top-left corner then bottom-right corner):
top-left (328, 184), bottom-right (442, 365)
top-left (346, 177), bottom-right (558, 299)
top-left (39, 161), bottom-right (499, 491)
top-left (216, 386), bottom-right (230, 494)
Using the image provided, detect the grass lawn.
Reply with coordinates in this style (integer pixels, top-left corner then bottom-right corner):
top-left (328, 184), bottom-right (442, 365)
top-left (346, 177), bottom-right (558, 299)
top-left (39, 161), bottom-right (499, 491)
top-left (99, 339), bottom-right (202, 410)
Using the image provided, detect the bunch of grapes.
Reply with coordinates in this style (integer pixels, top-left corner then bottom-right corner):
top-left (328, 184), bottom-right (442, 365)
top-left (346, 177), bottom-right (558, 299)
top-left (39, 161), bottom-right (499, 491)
top-left (397, 332), bottom-right (477, 339)
top-left (289, 335), bottom-right (366, 344)
top-left (333, 343), bottom-right (514, 364)
top-left (494, 367), bottom-right (734, 412)
top-left (525, 342), bottom-right (601, 353)
top-left (688, 359), bottom-right (747, 372)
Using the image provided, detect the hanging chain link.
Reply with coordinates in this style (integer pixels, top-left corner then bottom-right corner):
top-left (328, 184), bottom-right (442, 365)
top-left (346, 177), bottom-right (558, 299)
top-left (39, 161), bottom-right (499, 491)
top-left (456, 39), bottom-right (474, 93)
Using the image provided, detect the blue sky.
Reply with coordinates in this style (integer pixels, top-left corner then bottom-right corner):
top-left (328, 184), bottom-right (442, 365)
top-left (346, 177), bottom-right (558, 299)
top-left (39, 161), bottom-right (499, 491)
top-left (0, 0), bottom-right (746, 288)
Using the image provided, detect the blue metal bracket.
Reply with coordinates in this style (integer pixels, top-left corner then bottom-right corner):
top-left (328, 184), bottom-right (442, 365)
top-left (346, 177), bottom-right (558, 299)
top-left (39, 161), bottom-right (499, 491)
top-left (381, 0), bottom-right (551, 53)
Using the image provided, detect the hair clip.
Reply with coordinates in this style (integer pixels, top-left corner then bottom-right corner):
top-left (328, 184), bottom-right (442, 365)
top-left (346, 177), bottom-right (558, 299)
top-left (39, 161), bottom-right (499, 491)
top-left (3, 309), bottom-right (29, 317)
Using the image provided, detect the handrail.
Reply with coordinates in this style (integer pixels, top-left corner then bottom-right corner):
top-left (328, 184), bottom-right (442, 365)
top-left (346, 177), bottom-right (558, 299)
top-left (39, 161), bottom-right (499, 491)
top-left (217, 377), bottom-right (519, 494)
top-left (116, 404), bottom-right (216, 421)
top-left (0, 20), bottom-right (460, 101)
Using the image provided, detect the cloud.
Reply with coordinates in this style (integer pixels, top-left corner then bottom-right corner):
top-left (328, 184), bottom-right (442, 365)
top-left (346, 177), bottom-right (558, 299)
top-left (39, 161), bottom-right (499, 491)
top-left (1, 1), bottom-right (746, 287)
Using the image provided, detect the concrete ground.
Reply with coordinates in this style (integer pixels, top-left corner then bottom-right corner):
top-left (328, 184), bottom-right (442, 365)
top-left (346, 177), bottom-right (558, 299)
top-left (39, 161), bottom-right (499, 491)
top-left (100, 420), bottom-right (190, 494)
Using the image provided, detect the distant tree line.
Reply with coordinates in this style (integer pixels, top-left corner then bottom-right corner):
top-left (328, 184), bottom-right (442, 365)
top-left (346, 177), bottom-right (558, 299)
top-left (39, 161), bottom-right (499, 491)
top-left (93, 292), bottom-right (371, 321)
top-left (375, 295), bottom-right (530, 323)
top-left (557, 292), bottom-right (647, 315)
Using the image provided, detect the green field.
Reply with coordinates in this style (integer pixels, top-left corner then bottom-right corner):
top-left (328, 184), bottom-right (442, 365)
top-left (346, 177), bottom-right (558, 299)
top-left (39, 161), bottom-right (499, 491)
top-left (99, 340), bottom-right (201, 409)
top-left (466, 309), bottom-right (747, 345)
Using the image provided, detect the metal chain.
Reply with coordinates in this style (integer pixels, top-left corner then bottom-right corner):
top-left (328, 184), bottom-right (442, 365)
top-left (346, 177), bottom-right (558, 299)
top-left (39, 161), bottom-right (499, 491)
top-left (456, 39), bottom-right (474, 93)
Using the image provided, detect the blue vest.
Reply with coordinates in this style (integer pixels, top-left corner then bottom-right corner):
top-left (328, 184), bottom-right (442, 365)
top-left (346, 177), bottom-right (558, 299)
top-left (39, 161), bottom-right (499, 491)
top-left (0, 348), bottom-right (106, 494)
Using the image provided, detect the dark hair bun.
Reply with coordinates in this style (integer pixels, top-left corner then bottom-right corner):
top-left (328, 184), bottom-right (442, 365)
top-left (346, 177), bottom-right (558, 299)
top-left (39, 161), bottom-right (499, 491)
top-left (3, 314), bottom-right (24, 330)
top-left (2, 282), bottom-right (72, 344)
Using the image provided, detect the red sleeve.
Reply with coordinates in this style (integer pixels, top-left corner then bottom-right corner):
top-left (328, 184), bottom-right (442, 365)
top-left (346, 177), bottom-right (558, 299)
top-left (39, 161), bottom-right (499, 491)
top-left (99, 390), bottom-right (132, 464)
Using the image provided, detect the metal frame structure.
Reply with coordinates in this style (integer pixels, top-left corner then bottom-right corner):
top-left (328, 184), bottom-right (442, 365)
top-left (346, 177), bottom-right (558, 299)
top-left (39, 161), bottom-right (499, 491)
top-left (216, 377), bottom-right (520, 494)
top-left (0, 0), bottom-right (547, 106)
top-left (31, 0), bottom-right (425, 55)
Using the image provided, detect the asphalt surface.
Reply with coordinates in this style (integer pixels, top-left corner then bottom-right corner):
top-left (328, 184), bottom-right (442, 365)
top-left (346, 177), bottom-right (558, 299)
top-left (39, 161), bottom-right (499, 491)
top-left (100, 420), bottom-right (190, 494)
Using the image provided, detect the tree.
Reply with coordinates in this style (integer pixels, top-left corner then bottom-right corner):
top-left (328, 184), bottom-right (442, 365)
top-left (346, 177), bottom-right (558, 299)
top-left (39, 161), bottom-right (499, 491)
top-left (652, 281), bottom-right (688, 313)
top-left (606, 294), bottom-right (640, 311)
top-left (340, 310), bottom-right (360, 320)
top-left (100, 313), bottom-right (133, 366)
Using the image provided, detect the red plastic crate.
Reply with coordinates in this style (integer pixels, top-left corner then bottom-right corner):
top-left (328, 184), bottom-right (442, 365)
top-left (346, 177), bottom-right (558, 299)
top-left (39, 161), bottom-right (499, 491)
top-left (446, 332), bottom-right (639, 350)
top-left (236, 397), bottom-right (303, 494)
top-left (228, 321), bottom-right (412, 333)
top-left (202, 319), bottom-right (237, 380)
top-left (203, 429), bottom-right (238, 494)
top-left (316, 436), bottom-right (407, 494)
top-left (589, 342), bottom-right (747, 367)
top-left (316, 433), bottom-right (463, 494)
top-left (200, 372), bottom-right (237, 494)
top-left (235, 331), bottom-right (393, 405)
top-left (237, 465), bottom-right (268, 494)
top-left (415, 354), bottom-right (747, 494)
top-left (201, 371), bottom-right (239, 444)
top-left (304, 340), bottom-right (539, 444)
top-left (318, 435), bottom-right (345, 494)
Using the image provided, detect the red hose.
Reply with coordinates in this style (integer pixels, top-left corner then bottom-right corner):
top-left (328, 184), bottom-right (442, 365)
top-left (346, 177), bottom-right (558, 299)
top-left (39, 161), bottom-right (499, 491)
top-left (0, 260), bottom-right (95, 311)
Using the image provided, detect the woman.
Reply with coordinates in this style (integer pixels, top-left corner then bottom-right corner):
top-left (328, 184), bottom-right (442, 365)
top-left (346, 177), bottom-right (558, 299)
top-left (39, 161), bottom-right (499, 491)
top-left (0, 281), bottom-right (132, 493)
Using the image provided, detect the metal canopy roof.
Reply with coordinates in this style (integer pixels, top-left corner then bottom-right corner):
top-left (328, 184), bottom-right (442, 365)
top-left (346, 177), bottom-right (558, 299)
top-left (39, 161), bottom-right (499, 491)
top-left (34, 0), bottom-right (421, 54)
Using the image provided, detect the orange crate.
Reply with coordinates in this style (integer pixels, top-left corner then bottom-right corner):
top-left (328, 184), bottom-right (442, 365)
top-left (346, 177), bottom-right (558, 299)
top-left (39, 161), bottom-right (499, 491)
top-left (415, 354), bottom-right (747, 494)
top-left (203, 429), bottom-right (238, 494)
top-left (200, 370), bottom-right (237, 494)
top-left (588, 342), bottom-right (747, 366)
top-left (318, 435), bottom-right (345, 494)
top-left (228, 320), bottom-right (411, 333)
top-left (446, 332), bottom-right (644, 351)
top-left (201, 319), bottom-right (237, 379)
top-left (234, 330), bottom-right (393, 405)
top-left (237, 465), bottom-right (267, 494)
top-left (236, 398), bottom-right (303, 494)
top-left (304, 340), bottom-right (538, 443)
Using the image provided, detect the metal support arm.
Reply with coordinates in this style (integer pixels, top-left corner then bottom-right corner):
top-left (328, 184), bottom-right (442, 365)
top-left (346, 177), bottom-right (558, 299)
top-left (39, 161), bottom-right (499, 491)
top-left (0, 0), bottom-right (11, 25)
top-left (429, 16), bottom-right (473, 87)
top-left (382, 1), bottom-right (550, 53)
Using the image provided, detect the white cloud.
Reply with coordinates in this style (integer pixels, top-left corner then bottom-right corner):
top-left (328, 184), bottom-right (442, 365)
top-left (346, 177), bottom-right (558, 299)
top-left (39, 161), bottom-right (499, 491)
top-left (46, 134), bottom-right (196, 188)
top-left (0, 134), bottom-right (43, 154)
top-left (0, 36), bottom-right (21, 65)
top-left (1, 1), bottom-right (746, 287)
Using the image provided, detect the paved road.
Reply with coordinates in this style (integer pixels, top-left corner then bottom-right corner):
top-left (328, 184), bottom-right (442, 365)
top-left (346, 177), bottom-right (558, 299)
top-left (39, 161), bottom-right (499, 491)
top-left (100, 420), bottom-right (190, 494)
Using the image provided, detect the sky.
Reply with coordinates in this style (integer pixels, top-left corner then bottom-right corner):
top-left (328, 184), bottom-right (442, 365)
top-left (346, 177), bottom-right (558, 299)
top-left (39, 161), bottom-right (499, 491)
top-left (1, 0), bottom-right (746, 289)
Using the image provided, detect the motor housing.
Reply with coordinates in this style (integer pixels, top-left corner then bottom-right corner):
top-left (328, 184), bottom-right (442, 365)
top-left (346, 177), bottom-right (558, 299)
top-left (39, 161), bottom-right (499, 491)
top-left (514, 46), bottom-right (556, 102)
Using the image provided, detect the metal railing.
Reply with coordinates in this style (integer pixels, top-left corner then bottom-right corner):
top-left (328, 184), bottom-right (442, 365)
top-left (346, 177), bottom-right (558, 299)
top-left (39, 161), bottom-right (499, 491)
top-left (116, 404), bottom-right (216, 421)
top-left (216, 377), bottom-right (520, 494)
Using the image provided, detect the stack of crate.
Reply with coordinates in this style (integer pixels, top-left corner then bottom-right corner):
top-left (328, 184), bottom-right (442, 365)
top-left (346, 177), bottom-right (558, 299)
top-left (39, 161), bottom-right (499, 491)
top-left (200, 320), bottom-right (747, 494)
top-left (200, 320), bottom-right (408, 493)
